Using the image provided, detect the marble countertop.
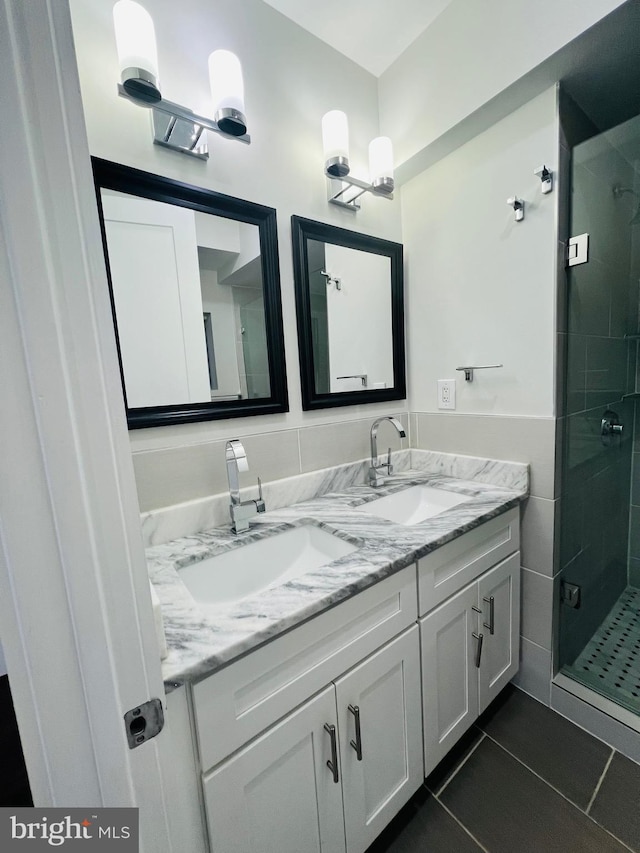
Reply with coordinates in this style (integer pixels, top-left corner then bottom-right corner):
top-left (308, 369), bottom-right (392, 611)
top-left (147, 462), bottom-right (528, 692)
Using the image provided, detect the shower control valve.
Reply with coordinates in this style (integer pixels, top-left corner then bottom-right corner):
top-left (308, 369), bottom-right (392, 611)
top-left (601, 409), bottom-right (623, 446)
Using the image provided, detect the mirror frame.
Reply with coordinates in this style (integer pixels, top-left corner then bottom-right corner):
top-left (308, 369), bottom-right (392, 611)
top-left (291, 215), bottom-right (406, 410)
top-left (92, 158), bottom-right (288, 428)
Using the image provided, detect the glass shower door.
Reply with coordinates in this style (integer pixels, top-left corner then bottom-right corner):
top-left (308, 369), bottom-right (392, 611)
top-left (558, 110), bottom-right (640, 714)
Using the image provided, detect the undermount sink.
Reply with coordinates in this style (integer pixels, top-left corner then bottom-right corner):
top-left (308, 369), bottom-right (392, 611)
top-left (178, 524), bottom-right (358, 607)
top-left (359, 484), bottom-right (472, 525)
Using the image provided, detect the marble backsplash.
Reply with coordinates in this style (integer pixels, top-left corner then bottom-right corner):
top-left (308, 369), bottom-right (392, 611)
top-left (140, 449), bottom-right (528, 547)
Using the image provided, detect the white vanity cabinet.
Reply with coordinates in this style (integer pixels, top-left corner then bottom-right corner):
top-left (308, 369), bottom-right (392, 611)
top-left (335, 625), bottom-right (422, 853)
top-left (202, 684), bottom-right (345, 853)
top-left (193, 568), bottom-right (423, 853)
top-left (182, 506), bottom-right (521, 852)
top-left (418, 508), bottom-right (520, 773)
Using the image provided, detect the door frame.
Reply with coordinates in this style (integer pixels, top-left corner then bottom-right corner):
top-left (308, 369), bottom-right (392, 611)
top-left (0, 1), bottom-right (175, 846)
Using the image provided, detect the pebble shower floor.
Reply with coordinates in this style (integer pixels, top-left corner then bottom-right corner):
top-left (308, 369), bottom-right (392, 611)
top-left (565, 585), bottom-right (640, 715)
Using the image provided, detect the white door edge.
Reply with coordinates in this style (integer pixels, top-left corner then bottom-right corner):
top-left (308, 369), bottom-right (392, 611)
top-left (0, 2), bottom-right (175, 849)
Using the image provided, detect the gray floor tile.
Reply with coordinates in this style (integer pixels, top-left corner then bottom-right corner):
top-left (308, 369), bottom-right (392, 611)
top-left (590, 752), bottom-right (640, 851)
top-left (478, 684), bottom-right (611, 808)
top-left (367, 793), bottom-right (483, 853)
top-left (425, 727), bottom-right (484, 794)
top-left (440, 738), bottom-right (627, 853)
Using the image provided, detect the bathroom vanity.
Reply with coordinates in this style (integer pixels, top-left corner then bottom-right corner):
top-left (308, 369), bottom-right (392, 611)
top-left (147, 452), bottom-right (526, 853)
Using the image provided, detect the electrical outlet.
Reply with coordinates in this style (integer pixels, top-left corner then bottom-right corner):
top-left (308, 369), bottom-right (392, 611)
top-left (437, 379), bottom-right (456, 410)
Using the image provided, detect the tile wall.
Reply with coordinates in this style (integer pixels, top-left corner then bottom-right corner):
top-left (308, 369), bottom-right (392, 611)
top-left (132, 412), bottom-right (410, 512)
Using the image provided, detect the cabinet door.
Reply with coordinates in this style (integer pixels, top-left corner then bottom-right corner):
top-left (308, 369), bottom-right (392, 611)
top-left (203, 685), bottom-right (346, 853)
top-left (420, 583), bottom-right (479, 774)
top-left (336, 626), bottom-right (423, 853)
top-left (478, 552), bottom-right (520, 713)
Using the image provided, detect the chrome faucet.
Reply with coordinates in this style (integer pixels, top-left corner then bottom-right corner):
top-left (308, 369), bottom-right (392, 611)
top-left (225, 439), bottom-right (266, 533)
top-left (368, 416), bottom-right (406, 487)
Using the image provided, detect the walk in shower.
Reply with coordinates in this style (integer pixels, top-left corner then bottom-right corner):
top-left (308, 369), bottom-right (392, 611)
top-left (558, 101), bottom-right (640, 720)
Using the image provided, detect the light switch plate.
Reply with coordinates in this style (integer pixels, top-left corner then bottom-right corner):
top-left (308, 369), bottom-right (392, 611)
top-left (437, 379), bottom-right (456, 410)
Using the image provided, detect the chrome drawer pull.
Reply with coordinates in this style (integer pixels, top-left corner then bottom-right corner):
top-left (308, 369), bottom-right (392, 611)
top-left (473, 632), bottom-right (484, 668)
top-left (483, 595), bottom-right (495, 634)
top-left (348, 704), bottom-right (363, 761)
top-left (324, 723), bottom-right (339, 783)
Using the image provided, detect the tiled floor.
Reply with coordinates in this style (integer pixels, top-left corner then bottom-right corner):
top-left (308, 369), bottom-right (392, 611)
top-left (367, 685), bottom-right (640, 853)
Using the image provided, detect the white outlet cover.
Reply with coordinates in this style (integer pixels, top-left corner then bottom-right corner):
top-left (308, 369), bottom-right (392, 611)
top-left (437, 379), bottom-right (456, 410)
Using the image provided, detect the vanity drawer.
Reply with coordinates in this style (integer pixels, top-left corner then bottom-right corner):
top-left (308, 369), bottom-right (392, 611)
top-left (192, 565), bottom-right (417, 772)
top-left (417, 507), bottom-right (519, 616)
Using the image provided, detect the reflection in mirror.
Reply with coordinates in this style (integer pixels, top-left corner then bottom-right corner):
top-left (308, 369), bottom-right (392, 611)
top-left (292, 216), bottom-right (405, 410)
top-left (306, 240), bottom-right (393, 394)
top-left (93, 159), bottom-right (287, 428)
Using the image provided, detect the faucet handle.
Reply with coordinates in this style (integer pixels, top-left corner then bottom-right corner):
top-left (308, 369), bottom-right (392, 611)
top-left (386, 447), bottom-right (393, 475)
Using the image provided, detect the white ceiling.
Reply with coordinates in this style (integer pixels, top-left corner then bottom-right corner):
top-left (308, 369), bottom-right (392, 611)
top-left (261, 0), bottom-right (454, 76)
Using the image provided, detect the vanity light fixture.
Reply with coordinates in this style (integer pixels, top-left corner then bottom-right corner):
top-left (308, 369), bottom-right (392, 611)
top-left (321, 110), bottom-right (394, 211)
top-left (113, 0), bottom-right (250, 160)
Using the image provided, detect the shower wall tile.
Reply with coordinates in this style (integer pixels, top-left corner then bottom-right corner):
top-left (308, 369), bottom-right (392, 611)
top-left (556, 332), bottom-right (567, 418)
top-left (571, 162), bottom-right (633, 276)
top-left (558, 487), bottom-right (583, 569)
top-left (585, 337), bottom-right (627, 398)
top-left (629, 557), bottom-right (640, 587)
top-left (567, 257), bottom-right (611, 338)
top-left (559, 550), bottom-right (627, 668)
top-left (564, 333), bottom-right (586, 415)
top-left (610, 273), bottom-right (638, 339)
top-left (628, 506), bottom-right (640, 562)
top-left (632, 453), bottom-right (640, 505)
top-left (558, 89), bottom-right (599, 150)
top-left (557, 143), bottom-right (571, 247)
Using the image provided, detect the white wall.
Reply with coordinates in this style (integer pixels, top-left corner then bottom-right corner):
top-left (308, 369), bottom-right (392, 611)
top-left (380, 0), bottom-right (626, 181)
top-left (69, 0), bottom-right (406, 462)
top-left (402, 87), bottom-right (561, 704)
top-left (402, 87), bottom-right (559, 418)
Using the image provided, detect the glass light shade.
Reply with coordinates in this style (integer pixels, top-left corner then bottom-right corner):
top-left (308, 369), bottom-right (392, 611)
top-left (369, 136), bottom-right (394, 183)
top-left (322, 110), bottom-right (350, 178)
top-left (322, 110), bottom-right (349, 161)
top-left (209, 50), bottom-right (245, 116)
top-left (113, 0), bottom-right (159, 87)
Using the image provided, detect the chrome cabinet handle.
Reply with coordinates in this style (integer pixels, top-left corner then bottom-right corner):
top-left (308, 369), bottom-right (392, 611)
top-left (324, 723), bottom-right (339, 783)
top-left (348, 704), bottom-right (363, 761)
top-left (483, 595), bottom-right (495, 634)
top-left (473, 632), bottom-right (484, 668)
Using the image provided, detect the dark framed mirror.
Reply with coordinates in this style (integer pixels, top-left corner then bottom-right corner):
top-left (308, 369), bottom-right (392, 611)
top-left (291, 216), bottom-right (405, 410)
top-left (93, 158), bottom-right (288, 428)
